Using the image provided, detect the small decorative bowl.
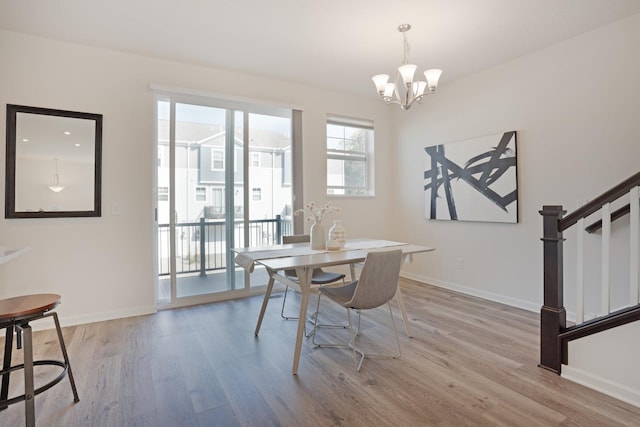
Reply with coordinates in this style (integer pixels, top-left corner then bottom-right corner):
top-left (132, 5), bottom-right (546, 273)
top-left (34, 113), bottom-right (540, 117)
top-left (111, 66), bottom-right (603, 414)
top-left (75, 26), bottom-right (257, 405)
top-left (326, 239), bottom-right (341, 251)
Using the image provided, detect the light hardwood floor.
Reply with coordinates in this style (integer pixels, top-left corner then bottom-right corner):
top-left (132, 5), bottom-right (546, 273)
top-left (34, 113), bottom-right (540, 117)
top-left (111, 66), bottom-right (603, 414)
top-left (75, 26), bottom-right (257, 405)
top-left (2, 279), bottom-right (639, 426)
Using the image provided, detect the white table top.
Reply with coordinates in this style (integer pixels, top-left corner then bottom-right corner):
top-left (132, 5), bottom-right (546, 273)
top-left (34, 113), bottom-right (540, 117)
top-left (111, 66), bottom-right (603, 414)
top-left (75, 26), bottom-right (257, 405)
top-left (0, 247), bottom-right (30, 265)
top-left (232, 239), bottom-right (434, 272)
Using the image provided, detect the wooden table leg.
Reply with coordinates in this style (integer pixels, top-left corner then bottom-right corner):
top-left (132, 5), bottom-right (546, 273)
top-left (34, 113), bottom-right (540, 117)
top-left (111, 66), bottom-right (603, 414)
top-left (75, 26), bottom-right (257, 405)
top-left (349, 263), bottom-right (357, 281)
top-left (292, 268), bottom-right (312, 375)
top-left (255, 273), bottom-right (275, 336)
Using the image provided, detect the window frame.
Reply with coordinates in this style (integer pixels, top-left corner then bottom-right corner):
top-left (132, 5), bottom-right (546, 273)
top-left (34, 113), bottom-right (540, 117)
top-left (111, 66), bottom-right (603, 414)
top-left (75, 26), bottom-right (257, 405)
top-left (251, 152), bottom-right (260, 167)
top-left (326, 115), bottom-right (375, 197)
top-left (211, 148), bottom-right (224, 170)
top-left (195, 186), bottom-right (207, 202)
top-left (158, 186), bottom-right (169, 202)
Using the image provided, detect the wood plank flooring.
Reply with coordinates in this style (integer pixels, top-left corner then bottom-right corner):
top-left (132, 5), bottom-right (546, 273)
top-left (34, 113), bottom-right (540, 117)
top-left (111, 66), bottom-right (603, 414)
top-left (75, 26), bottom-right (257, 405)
top-left (1, 280), bottom-right (639, 426)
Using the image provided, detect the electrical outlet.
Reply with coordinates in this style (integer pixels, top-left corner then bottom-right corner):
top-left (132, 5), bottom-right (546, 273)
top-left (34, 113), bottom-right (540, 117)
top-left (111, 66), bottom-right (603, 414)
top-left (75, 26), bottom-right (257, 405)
top-left (456, 257), bottom-right (465, 270)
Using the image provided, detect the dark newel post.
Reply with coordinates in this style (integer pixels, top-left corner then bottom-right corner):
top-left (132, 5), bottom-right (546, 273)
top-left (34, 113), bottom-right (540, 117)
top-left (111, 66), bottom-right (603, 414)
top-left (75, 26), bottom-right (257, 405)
top-left (275, 214), bottom-right (282, 244)
top-left (539, 205), bottom-right (567, 373)
top-left (199, 218), bottom-right (206, 277)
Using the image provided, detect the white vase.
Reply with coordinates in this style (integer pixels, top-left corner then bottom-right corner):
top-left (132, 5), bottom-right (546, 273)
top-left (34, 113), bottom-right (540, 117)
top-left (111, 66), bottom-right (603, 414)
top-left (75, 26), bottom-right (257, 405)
top-left (328, 220), bottom-right (346, 248)
top-left (310, 221), bottom-right (326, 250)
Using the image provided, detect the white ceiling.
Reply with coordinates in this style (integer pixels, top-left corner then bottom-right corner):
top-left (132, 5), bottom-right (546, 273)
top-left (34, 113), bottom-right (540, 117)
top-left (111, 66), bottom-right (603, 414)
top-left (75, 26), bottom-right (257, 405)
top-left (2, 0), bottom-right (640, 99)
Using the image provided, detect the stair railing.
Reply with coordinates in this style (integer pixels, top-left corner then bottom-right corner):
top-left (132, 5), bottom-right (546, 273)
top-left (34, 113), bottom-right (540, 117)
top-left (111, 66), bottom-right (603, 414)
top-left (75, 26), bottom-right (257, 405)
top-left (539, 171), bottom-right (640, 373)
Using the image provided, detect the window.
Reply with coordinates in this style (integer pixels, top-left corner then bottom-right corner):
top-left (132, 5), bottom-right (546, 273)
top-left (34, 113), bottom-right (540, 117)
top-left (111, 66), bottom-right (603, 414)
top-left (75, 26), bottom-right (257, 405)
top-left (212, 149), bottom-right (224, 170)
top-left (212, 188), bottom-right (224, 213)
top-left (251, 152), bottom-right (260, 167)
top-left (326, 115), bottom-right (374, 196)
top-left (252, 187), bottom-right (262, 201)
top-left (158, 186), bottom-right (169, 201)
top-left (195, 187), bottom-right (207, 202)
top-left (158, 146), bottom-right (168, 168)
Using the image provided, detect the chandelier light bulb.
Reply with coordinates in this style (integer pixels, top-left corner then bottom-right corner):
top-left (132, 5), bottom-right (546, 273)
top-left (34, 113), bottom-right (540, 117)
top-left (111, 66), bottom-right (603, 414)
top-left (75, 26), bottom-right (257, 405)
top-left (372, 74), bottom-right (390, 94)
top-left (398, 64), bottom-right (417, 86)
top-left (383, 83), bottom-right (395, 98)
top-left (424, 69), bottom-right (443, 91)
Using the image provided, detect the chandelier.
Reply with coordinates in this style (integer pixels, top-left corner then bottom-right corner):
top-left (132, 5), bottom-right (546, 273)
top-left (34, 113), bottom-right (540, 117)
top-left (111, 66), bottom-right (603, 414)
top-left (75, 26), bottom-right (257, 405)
top-left (48, 158), bottom-right (64, 193)
top-left (372, 24), bottom-right (442, 111)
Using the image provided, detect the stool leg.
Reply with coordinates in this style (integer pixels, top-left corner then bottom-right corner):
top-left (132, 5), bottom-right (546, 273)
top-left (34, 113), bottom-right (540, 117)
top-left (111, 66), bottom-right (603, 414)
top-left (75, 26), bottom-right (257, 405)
top-left (52, 313), bottom-right (79, 402)
top-left (0, 325), bottom-right (14, 410)
top-left (17, 323), bottom-right (35, 427)
top-left (16, 328), bottom-right (23, 349)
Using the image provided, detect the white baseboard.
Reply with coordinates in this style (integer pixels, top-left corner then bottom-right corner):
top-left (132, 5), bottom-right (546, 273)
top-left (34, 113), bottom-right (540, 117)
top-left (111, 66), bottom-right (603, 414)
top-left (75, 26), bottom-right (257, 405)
top-left (400, 271), bottom-right (540, 313)
top-left (562, 365), bottom-right (640, 408)
top-left (0, 305), bottom-right (157, 338)
top-left (60, 305), bottom-right (158, 328)
top-left (12, 305), bottom-right (158, 333)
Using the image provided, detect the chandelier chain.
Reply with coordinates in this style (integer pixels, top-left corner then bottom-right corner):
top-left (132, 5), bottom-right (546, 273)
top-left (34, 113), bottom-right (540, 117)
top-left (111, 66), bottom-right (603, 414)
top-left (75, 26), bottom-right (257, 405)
top-left (403, 33), bottom-right (410, 65)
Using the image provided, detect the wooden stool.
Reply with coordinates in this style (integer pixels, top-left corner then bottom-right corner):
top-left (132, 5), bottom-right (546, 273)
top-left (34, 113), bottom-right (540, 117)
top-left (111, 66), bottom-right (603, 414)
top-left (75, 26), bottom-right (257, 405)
top-left (0, 294), bottom-right (79, 427)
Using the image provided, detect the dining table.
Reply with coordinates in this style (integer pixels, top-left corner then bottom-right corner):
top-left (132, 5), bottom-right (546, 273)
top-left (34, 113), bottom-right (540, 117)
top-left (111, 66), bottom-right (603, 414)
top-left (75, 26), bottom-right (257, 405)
top-left (232, 238), bottom-right (435, 374)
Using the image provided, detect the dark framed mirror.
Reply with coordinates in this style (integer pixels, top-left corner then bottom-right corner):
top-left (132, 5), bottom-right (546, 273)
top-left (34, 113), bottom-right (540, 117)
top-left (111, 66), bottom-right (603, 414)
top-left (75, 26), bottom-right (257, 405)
top-left (5, 104), bottom-right (102, 218)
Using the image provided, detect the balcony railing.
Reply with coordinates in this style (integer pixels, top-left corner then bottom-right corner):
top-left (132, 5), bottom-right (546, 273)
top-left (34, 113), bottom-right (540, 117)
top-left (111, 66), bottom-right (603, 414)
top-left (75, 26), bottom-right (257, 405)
top-left (158, 215), bottom-right (293, 276)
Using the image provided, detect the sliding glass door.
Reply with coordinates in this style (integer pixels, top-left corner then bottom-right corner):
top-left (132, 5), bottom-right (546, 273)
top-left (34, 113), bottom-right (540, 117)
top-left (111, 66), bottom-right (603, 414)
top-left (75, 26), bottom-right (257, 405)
top-left (154, 94), bottom-right (294, 307)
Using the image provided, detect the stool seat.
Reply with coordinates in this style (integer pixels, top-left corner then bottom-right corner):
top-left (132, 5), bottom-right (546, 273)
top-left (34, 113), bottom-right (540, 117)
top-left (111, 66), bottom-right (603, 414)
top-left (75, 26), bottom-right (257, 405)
top-left (0, 294), bottom-right (60, 324)
top-left (0, 293), bottom-right (79, 427)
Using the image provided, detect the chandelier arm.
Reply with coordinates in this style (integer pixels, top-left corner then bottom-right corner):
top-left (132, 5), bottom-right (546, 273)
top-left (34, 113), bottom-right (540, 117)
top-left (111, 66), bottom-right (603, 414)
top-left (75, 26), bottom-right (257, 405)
top-left (393, 71), bottom-right (418, 110)
top-left (382, 98), bottom-right (402, 106)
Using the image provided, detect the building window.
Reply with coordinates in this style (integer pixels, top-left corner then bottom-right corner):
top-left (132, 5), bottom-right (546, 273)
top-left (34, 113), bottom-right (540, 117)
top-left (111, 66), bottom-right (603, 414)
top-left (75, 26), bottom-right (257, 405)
top-left (251, 152), bottom-right (260, 167)
top-left (212, 188), bottom-right (224, 213)
top-left (158, 186), bottom-right (169, 201)
top-left (326, 115), bottom-right (374, 197)
top-left (158, 146), bottom-right (168, 168)
top-left (252, 187), bottom-right (262, 201)
top-left (212, 149), bottom-right (224, 170)
top-left (195, 187), bottom-right (207, 202)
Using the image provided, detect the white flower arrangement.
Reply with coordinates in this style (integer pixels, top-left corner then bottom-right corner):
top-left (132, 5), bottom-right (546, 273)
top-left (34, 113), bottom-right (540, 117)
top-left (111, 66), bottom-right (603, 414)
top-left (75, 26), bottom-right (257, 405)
top-left (293, 201), bottom-right (340, 223)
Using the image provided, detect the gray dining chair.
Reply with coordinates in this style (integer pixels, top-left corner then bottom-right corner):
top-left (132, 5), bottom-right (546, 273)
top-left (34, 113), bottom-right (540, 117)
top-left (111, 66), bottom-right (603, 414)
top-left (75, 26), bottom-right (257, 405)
top-left (280, 234), bottom-right (346, 323)
top-left (312, 249), bottom-right (403, 371)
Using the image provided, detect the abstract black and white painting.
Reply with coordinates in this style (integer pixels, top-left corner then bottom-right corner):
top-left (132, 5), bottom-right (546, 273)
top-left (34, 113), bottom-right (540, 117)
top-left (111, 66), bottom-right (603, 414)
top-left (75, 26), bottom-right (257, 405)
top-left (424, 131), bottom-right (518, 223)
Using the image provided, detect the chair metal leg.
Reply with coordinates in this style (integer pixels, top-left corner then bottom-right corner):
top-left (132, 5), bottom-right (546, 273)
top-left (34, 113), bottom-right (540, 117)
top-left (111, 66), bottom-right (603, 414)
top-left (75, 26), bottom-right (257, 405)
top-left (284, 287), bottom-right (348, 339)
top-left (311, 293), bottom-right (351, 347)
top-left (280, 286), bottom-right (303, 321)
top-left (351, 302), bottom-right (402, 371)
top-left (387, 302), bottom-right (402, 360)
top-left (317, 301), bottom-right (402, 372)
top-left (348, 309), bottom-right (365, 371)
top-left (51, 313), bottom-right (79, 402)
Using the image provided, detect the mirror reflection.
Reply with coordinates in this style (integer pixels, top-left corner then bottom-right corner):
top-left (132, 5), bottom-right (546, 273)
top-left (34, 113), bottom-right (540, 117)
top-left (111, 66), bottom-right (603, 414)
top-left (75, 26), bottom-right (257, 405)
top-left (5, 105), bottom-right (102, 218)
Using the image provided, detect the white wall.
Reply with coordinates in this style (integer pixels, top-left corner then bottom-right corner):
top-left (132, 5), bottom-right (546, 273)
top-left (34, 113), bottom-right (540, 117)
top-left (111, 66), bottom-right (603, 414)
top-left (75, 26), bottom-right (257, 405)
top-left (0, 29), bottom-right (394, 324)
top-left (393, 13), bottom-right (640, 404)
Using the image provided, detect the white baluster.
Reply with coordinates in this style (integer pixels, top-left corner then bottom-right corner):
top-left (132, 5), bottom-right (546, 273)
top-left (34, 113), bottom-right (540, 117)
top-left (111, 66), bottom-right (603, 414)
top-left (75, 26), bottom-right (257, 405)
top-left (576, 217), bottom-right (585, 324)
top-left (601, 203), bottom-right (611, 315)
top-left (630, 186), bottom-right (639, 305)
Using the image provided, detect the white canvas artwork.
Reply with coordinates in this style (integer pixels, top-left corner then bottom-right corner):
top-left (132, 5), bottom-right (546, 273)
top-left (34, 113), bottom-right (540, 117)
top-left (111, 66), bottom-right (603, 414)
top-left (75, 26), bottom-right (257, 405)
top-left (423, 131), bottom-right (518, 223)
